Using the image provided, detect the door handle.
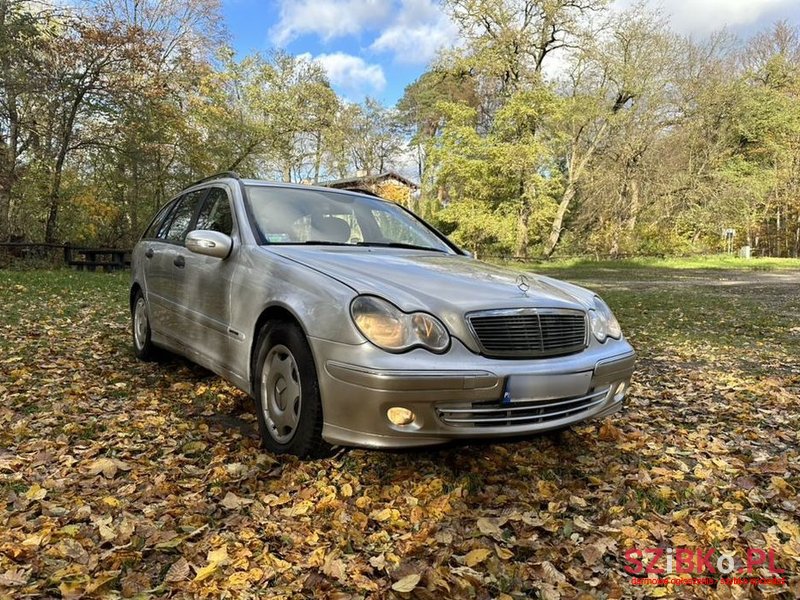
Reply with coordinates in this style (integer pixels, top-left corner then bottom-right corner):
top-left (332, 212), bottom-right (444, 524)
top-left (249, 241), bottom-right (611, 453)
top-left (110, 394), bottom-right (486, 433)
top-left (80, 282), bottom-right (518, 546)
top-left (144, 248), bottom-right (154, 259)
top-left (173, 255), bottom-right (185, 268)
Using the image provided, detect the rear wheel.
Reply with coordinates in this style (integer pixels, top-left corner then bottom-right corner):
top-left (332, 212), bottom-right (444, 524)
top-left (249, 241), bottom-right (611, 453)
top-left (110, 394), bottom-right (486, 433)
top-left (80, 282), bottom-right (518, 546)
top-left (131, 290), bottom-right (159, 361)
top-left (253, 321), bottom-right (328, 458)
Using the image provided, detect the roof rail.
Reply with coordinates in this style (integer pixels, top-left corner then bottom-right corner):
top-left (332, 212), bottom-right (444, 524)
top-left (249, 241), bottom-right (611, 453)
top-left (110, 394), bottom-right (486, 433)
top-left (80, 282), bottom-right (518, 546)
top-left (186, 171), bottom-right (241, 188)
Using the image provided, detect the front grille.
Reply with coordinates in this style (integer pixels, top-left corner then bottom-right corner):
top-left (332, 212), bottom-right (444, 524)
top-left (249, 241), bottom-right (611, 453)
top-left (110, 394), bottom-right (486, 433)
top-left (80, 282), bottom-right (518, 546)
top-left (467, 309), bottom-right (587, 358)
top-left (436, 387), bottom-right (608, 428)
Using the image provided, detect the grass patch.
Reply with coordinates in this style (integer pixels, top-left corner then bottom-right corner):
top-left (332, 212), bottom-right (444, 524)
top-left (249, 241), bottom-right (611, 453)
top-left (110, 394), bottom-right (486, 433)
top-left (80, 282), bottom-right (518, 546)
top-left (494, 254), bottom-right (800, 280)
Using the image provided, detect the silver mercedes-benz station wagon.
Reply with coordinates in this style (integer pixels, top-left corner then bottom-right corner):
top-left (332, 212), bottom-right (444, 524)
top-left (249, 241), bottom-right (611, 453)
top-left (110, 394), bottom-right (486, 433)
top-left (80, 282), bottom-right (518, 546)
top-left (130, 173), bottom-right (635, 457)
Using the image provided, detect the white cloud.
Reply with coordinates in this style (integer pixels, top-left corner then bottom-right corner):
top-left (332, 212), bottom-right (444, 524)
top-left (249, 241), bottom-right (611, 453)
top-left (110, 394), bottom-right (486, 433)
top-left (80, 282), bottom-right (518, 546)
top-left (371, 0), bottom-right (459, 64)
top-left (270, 0), bottom-right (391, 45)
top-left (619, 0), bottom-right (797, 36)
top-left (300, 52), bottom-right (386, 96)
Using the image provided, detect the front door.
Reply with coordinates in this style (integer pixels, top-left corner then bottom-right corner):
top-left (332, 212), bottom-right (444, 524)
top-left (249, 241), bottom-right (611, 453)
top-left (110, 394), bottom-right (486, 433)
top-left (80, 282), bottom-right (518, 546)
top-left (178, 186), bottom-right (240, 372)
top-left (149, 189), bottom-right (208, 340)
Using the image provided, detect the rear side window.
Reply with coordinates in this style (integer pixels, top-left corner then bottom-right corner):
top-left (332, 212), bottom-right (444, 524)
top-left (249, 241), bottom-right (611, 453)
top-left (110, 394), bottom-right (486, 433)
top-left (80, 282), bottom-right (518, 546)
top-left (143, 199), bottom-right (179, 240)
top-left (195, 187), bottom-right (233, 235)
top-left (163, 190), bottom-right (207, 243)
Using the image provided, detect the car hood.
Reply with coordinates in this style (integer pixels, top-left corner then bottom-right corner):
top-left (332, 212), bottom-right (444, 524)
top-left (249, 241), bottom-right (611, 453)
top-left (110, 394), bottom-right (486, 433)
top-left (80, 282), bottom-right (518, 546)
top-left (265, 246), bottom-right (593, 315)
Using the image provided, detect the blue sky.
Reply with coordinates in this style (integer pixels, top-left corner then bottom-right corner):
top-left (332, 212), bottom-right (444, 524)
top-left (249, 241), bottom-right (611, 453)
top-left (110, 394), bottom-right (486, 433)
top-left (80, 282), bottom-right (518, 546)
top-left (221, 0), bottom-right (800, 106)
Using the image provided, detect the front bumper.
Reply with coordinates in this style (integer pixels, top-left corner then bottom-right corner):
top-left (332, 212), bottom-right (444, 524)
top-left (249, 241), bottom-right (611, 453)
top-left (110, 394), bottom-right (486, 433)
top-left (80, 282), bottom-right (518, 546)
top-left (311, 336), bottom-right (636, 449)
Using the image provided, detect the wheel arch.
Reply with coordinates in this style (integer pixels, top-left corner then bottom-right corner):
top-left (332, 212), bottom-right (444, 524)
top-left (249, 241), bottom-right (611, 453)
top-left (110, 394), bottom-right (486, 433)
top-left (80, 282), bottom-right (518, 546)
top-left (130, 282), bottom-right (143, 313)
top-left (249, 303), bottom-right (314, 390)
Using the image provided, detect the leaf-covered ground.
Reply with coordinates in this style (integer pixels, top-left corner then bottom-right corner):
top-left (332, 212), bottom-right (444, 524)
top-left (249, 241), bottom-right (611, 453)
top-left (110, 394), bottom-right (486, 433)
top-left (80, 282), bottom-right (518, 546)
top-left (0, 267), bottom-right (798, 599)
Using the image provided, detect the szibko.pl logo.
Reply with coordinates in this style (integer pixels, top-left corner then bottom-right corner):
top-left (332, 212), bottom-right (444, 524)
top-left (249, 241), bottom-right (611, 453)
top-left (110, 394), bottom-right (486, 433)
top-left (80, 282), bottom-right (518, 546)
top-left (624, 548), bottom-right (785, 576)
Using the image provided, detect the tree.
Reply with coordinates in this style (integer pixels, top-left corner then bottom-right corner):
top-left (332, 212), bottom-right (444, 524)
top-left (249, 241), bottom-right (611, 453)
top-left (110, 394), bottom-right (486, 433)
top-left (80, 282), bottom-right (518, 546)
top-left (0, 0), bottom-right (49, 240)
top-left (542, 4), bottom-right (675, 256)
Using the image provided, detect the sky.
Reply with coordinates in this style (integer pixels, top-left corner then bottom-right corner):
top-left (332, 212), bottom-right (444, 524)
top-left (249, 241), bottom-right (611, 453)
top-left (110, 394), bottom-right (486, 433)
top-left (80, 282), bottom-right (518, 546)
top-left (221, 0), bottom-right (800, 106)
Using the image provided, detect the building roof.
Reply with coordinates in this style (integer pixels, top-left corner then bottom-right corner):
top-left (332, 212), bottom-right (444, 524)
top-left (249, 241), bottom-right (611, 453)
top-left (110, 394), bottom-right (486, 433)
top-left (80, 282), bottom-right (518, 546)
top-left (321, 171), bottom-right (420, 190)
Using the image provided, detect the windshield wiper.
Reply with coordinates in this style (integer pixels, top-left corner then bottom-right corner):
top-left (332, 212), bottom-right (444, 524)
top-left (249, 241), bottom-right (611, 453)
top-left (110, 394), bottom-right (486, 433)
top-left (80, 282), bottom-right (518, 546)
top-left (356, 241), bottom-right (447, 253)
top-left (297, 240), bottom-right (354, 246)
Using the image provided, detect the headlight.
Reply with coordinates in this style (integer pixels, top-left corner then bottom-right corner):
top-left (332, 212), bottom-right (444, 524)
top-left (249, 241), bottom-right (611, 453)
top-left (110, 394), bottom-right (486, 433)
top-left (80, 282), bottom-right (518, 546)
top-left (589, 296), bottom-right (622, 342)
top-left (350, 296), bottom-right (450, 353)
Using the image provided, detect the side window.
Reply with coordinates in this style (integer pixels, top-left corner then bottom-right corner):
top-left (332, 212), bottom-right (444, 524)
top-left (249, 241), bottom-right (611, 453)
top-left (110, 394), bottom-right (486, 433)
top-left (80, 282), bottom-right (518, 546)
top-left (195, 187), bottom-right (233, 235)
top-left (143, 198), bottom-right (178, 239)
top-left (164, 190), bottom-right (207, 243)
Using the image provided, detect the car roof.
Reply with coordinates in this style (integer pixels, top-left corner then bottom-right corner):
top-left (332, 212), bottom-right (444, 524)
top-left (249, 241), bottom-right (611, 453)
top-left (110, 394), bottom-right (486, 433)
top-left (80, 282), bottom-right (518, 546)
top-left (183, 177), bottom-right (392, 204)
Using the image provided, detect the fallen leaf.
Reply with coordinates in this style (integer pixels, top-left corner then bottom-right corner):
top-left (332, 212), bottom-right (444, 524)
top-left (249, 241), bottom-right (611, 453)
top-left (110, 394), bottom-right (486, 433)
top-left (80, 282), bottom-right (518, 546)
top-left (24, 483), bottom-right (47, 501)
top-left (0, 568), bottom-right (29, 587)
top-left (221, 491), bottom-right (253, 510)
top-left (87, 457), bottom-right (130, 479)
top-left (464, 548), bottom-right (492, 567)
top-left (164, 557), bottom-right (190, 583)
top-left (391, 573), bottom-right (421, 592)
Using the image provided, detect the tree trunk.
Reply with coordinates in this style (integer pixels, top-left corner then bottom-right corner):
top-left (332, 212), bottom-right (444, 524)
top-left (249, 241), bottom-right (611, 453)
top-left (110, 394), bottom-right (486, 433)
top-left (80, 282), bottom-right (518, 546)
top-left (312, 131), bottom-right (322, 184)
top-left (543, 183), bottom-right (576, 257)
top-left (44, 124), bottom-right (72, 243)
top-left (542, 122), bottom-right (607, 258)
top-left (514, 201), bottom-right (530, 257)
top-left (44, 171), bottom-right (63, 243)
top-left (625, 178), bottom-right (640, 232)
top-left (0, 186), bottom-right (10, 241)
top-left (44, 78), bottom-right (88, 242)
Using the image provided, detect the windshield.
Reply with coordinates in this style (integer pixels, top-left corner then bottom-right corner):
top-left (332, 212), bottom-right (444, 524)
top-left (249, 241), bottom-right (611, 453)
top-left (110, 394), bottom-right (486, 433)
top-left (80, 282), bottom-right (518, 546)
top-left (244, 185), bottom-right (454, 253)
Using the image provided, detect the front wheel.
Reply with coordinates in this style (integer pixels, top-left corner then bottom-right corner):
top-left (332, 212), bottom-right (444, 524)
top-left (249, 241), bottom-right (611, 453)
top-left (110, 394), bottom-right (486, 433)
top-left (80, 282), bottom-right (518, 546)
top-left (253, 321), bottom-right (328, 458)
top-left (131, 290), bottom-right (159, 361)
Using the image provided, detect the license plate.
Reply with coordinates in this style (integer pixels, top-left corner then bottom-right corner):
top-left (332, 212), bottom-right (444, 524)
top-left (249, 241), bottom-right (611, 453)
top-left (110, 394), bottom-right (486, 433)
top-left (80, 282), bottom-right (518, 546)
top-left (503, 372), bottom-right (592, 404)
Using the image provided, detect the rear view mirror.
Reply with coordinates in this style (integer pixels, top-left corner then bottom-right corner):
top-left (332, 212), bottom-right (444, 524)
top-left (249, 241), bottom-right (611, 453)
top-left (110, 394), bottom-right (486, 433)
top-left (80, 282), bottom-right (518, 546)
top-left (185, 230), bottom-right (232, 259)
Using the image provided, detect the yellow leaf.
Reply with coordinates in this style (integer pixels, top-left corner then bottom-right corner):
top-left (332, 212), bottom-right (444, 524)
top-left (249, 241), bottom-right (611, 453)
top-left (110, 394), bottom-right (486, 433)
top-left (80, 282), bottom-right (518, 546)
top-left (693, 464), bottom-right (711, 479)
top-left (87, 457), bottom-right (130, 479)
top-left (193, 562), bottom-right (218, 582)
top-left (102, 496), bottom-right (120, 508)
top-left (464, 548), bottom-right (492, 567)
top-left (59, 580), bottom-right (85, 599)
top-left (285, 500), bottom-right (313, 516)
top-left (22, 533), bottom-right (45, 547)
top-left (391, 573), bottom-right (420, 593)
top-left (776, 520), bottom-right (800, 541)
top-left (207, 546), bottom-right (229, 566)
top-left (340, 483), bottom-right (353, 497)
top-left (24, 484), bottom-right (47, 501)
top-left (227, 571), bottom-right (249, 587)
top-left (306, 547), bottom-right (326, 567)
top-left (495, 544), bottom-right (514, 560)
top-left (372, 508), bottom-right (393, 522)
top-left (247, 568), bottom-right (264, 582)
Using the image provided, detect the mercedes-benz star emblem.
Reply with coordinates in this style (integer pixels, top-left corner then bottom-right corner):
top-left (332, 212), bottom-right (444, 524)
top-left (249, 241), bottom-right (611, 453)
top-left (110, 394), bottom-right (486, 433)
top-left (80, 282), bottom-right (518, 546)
top-left (516, 274), bottom-right (530, 295)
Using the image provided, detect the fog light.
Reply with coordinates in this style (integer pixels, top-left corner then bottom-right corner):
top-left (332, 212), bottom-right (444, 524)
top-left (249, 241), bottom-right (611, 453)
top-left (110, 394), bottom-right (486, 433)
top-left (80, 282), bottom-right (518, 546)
top-left (387, 407), bottom-right (415, 426)
top-left (614, 381), bottom-right (628, 403)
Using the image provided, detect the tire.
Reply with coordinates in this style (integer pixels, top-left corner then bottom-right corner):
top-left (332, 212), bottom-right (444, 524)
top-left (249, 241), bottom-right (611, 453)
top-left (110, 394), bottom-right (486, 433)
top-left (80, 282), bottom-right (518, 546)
top-left (253, 321), bottom-right (328, 458)
top-left (131, 290), bottom-right (159, 361)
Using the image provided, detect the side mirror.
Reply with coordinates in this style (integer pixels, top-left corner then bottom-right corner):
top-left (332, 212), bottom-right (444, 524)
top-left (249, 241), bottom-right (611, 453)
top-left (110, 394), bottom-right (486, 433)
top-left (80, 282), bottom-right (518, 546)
top-left (185, 230), bottom-right (232, 259)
